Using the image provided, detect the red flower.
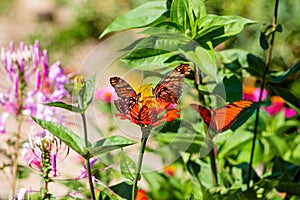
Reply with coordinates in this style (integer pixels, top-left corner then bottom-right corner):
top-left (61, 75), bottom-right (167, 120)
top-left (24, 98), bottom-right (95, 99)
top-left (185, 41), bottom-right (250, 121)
top-left (135, 189), bottom-right (149, 200)
top-left (115, 97), bottom-right (180, 126)
top-left (164, 165), bottom-right (176, 176)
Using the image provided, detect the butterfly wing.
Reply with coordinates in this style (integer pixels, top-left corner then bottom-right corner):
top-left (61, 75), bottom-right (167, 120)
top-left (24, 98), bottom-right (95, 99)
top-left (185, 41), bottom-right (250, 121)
top-left (191, 104), bottom-right (215, 130)
top-left (153, 64), bottom-right (190, 104)
top-left (110, 77), bottom-right (139, 114)
top-left (212, 100), bottom-right (253, 132)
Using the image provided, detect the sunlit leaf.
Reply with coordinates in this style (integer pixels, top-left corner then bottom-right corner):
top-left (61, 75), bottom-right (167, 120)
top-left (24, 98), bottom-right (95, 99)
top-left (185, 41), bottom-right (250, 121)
top-left (120, 151), bottom-right (137, 185)
top-left (196, 14), bottom-right (257, 46)
top-left (83, 74), bottom-right (96, 110)
top-left (88, 136), bottom-right (136, 157)
top-left (45, 101), bottom-right (82, 113)
top-left (31, 117), bottom-right (87, 156)
top-left (100, 1), bottom-right (167, 38)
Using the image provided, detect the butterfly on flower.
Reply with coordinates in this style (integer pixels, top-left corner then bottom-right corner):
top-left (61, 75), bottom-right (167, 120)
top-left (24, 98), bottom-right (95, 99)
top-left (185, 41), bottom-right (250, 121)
top-left (110, 64), bottom-right (190, 126)
top-left (191, 100), bottom-right (253, 133)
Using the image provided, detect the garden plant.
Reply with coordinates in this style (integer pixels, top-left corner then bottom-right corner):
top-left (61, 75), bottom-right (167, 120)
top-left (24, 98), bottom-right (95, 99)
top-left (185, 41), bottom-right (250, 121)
top-left (0, 0), bottom-right (300, 199)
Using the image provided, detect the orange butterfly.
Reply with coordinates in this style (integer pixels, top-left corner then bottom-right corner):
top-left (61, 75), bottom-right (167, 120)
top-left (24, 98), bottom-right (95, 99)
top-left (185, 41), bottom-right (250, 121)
top-left (153, 64), bottom-right (190, 104)
top-left (191, 100), bottom-right (253, 133)
top-left (110, 64), bottom-right (190, 125)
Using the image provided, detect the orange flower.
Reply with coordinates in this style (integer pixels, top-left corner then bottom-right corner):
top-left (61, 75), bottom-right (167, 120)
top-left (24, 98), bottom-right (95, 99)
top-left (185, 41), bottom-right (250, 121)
top-left (135, 189), bottom-right (149, 200)
top-left (115, 96), bottom-right (180, 127)
top-left (164, 165), bottom-right (176, 176)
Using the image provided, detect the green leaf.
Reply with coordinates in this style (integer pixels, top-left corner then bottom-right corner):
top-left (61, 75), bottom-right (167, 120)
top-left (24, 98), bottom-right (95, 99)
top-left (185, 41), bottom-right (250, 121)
top-left (45, 101), bottom-right (82, 113)
top-left (217, 49), bottom-right (249, 72)
top-left (99, 1), bottom-right (167, 38)
top-left (246, 53), bottom-right (265, 77)
top-left (110, 182), bottom-right (132, 200)
top-left (31, 117), bottom-right (87, 156)
top-left (181, 45), bottom-right (219, 82)
top-left (213, 75), bottom-right (242, 102)
top-left (154, 132), bottom-right (205, 153)
top-left (268, 60), bottom-right (300, 83)
top-left (270, 85), bottom-right (300, 110)
top-left (83, 74), bottom-right (96, 110)
top-left (120, 151), bottom-right (137, 185)
top-left (218, 130), bottom-right (252, 158)
top-left (122, 33), bottom-right (191, 68)
top-left (171, 0), bottom-right (193, 32)
top-left (196, 15), bottom-right (257, 46)
top-left (187, 159), bottom-right (201, 177)
top-left (88, 136), bottom-right (136, 157)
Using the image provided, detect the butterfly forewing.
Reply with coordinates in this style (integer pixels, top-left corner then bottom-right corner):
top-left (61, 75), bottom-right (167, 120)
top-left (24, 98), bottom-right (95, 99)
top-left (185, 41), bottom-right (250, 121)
top-left (153, 64), bottom-right (190, 104)
top-left (110, 77), bottom-right (139, 114)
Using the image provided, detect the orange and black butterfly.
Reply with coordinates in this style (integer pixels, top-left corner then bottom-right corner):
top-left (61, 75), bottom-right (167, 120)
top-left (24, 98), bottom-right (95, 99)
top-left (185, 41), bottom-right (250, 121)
top-left (110, 64), bottom-right (190, 123)
top-left (109, 77), bottom-right (140, 115)
top-left (153, 64), bottom-right (190, 104)
top-left (191, 100), bottom-right (253, 133)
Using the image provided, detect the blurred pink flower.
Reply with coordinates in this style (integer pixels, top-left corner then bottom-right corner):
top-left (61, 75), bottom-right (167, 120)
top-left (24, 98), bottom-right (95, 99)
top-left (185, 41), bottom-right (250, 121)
top-left (266, 96), bottom-right (296, 118)
top-left (243, 86), bottom-right (267, 101)
top-left (0, 40), bottom-right (69, 133)
top-left (95, 86), bottom-right (115, 103)
top-left (243, 86), bottom-right (296, 118)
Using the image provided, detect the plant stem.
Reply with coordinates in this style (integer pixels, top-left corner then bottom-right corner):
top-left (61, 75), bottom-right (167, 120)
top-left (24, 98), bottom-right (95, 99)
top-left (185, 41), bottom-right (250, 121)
top-left (81, 112), bottom-right (96, 200)
top-left (194, 65), bottom-right (218, 185)
top-left (77, 84), bottom-right (96, 200)
top-left (208, 143), bottom-right (218, 185)
top-left (10, 115), bottom-right (23, 198)
top-left (246, 0), bottom-right (279, 189)
top-left (132, 126), bottom-right (151, 200)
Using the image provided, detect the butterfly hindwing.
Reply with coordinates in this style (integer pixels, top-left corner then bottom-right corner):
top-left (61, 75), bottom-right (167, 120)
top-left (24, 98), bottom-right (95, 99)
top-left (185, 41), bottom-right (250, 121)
top-left (153, 64), bottom-right (190, 104)
top-left (110, 77), bottom-right (139, 114)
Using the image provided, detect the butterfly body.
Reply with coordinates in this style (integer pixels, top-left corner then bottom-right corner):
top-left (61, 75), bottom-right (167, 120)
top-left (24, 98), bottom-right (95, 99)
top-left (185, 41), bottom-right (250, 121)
top-left (191, 100), bottom-right (253, 133)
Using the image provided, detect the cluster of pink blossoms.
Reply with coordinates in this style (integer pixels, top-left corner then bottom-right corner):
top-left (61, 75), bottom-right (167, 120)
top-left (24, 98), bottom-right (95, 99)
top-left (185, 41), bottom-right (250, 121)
top-left (0, 41), bottom-right (70, 184)
top-left (0, 40), bottom-right (69, 132)
top-left (243, 85), bottom-right (296, 118)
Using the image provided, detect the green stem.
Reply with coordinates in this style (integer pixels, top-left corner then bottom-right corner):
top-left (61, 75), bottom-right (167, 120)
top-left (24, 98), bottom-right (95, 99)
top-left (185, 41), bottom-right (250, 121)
top-left (208, 144), bottom-right (218, 185)
top-left (194, 65), bottom-right (218, 185)
top-left (132, 127), bottom-right (151, 200)
top-left (78, 91), bottom-right (96, 200)
top-left (246, 0), bottom-right (279, 189)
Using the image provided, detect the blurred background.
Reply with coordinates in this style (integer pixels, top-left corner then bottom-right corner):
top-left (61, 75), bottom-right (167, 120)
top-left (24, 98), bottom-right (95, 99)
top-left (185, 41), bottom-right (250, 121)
top-left (0, 0), bottom-right (299, 198)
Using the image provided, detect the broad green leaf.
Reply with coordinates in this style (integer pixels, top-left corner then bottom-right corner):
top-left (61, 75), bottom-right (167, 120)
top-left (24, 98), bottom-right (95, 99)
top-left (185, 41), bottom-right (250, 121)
top-left (246, 53), bottom-right (265, 77)
top-left (31, 117), bottom-right (87, 156)
top-left (189, 0), bottom-right (207, 19)
top-left (109, 182), bottom-right (132, 200)
top-left (181, 45), bottom-right (219, 82)
top-left (122, 34), bottom-right (191, 68)
top-left (83, 74), bottom-right (96, 110)
top-left (270, 85), bottom-right (300, 110)
top-left (217, 49), bottom-right (250, 72)
top-left (213, 75), bottom-right (242, 102)
top-left (120, 151), bottom-right (137, 185)
top-left (187, 159), bottom-right (201, 177)
top-left (88, 136), bottom-right (136, 157)
top-left (100, 1), bottom-right (167, 38)
top-left (268, 60), bottom-right (300, 83)
top-left (171, 0), bottom-right (193, 32)
top-left (218, 130), bottom-right (252, 158)
top-left (45, 101), bottom-right (82, 113)
top-left (196, 14), bottom-right (257, 46)
top-left (154, 132), bottom-right (205, 153)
